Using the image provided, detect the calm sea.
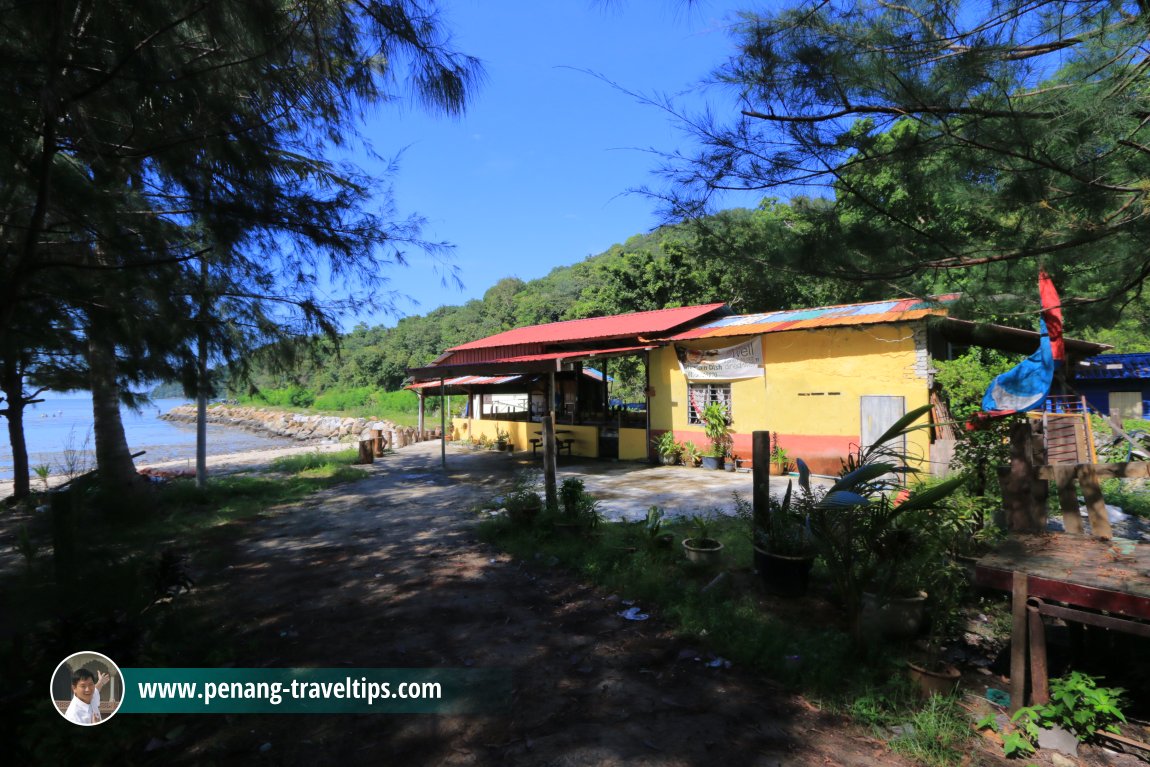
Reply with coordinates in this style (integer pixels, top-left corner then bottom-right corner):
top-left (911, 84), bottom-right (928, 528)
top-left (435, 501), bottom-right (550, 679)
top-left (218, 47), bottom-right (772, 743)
top-left (0, 392), bottom-right (295, 480)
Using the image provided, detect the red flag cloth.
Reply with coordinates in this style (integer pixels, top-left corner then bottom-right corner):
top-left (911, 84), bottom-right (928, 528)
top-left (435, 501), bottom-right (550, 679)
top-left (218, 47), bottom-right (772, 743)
top-left (1039, 269), bottom-right (1065, 363)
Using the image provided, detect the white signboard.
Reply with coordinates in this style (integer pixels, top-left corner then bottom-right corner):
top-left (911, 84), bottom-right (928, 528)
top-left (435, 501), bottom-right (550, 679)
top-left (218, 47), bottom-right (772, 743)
top-left (675, 338), bottom-right (763, 380)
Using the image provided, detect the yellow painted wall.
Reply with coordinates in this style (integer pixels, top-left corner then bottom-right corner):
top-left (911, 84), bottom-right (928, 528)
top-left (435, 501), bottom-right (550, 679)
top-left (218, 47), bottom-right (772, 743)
top-left (649, 322), bottom-right (933, 469)
top-left (619, 428), bottom-right (647, 461)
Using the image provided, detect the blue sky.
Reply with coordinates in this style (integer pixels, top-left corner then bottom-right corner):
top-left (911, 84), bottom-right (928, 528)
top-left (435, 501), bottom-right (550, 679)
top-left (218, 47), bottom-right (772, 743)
top-left (352, 0), bottom-right (757, 326)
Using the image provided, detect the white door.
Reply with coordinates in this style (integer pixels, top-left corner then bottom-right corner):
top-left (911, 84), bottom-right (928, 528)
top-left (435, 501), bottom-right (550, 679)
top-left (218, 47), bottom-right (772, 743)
top-left (860, 396), bottom-right (906, 453)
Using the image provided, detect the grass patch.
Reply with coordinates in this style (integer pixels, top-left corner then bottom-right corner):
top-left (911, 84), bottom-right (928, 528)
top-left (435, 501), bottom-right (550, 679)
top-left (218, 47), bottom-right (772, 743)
top-left (268, 448), bottom-right (360, 474)
top-left (888, 696), bottom-right (972, 767)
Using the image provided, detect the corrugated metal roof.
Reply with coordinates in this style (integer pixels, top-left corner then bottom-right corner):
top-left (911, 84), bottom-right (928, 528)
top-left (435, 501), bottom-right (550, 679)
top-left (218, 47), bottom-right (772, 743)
top-left (446, 303), bottom-right (727, 351)
top-left (1075, 353), bottom-right (1150, 380)
top-left (667, 294), bottom-right (960, 340)
top-left (482, 345), bottom-right (655, 364)
top-left (407, 375), bottom-right (522, 390)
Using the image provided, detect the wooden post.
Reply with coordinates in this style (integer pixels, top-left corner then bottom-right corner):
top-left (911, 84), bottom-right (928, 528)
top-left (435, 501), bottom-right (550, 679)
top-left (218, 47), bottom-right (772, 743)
top-left (1052, 465), bottom-right (1083, 534)
top-left (1005, 420), bottom-right (1041, 532)
top-left (1028, 601), bottom-right (1049, 705)
top-left (1010, 572), bottom-right (1029, 713)
top-left (356, 439), bottom-right (374, 465)
top-left (1076, 464), bottom-right (1112, 539)
top-left (752, 431), bottom-right (772, 545)
top-left (371, 428), bottom-right (384, 457)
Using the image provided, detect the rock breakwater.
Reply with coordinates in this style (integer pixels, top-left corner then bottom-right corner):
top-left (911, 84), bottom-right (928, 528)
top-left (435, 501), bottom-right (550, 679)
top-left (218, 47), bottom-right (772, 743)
top-left (160, 404), bottom-right (439, 448)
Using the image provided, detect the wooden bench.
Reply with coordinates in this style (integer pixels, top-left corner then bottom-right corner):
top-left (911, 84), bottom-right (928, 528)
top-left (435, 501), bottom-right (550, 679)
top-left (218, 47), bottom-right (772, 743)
top-left (531, 438), bottom-right (575, 457)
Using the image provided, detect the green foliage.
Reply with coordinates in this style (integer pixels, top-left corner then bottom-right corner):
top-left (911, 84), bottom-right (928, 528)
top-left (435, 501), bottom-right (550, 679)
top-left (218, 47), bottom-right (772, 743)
top-left (681, 440), bottom-right (701, 466)
top-left (770, 435), bottom-right (790, 471)
top-left (981, 672), bottom-right (1128, 757)
top-left (1014, 672), bottom-right (1126, 743)
top-left (246, 386), bottom-right (316, 409)
top-left (701, 402), bottom-right (733, 458)
top-left (806, 404), bottom-right (966, 628)
top-left (888, 695), bottom-right (972, 767)
top-left (655, 430), bottom-right (682, 459)
top-left (268, 449), bottom-right (360, 474)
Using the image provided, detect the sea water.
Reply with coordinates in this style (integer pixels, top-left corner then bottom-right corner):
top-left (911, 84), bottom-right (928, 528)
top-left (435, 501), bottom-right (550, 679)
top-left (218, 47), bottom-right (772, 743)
top-left (0, 392), bottom-right (295, 480)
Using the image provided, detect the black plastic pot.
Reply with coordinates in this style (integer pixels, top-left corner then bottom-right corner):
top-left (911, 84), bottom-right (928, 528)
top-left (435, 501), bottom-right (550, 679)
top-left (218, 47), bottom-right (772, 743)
top-left (753, 546), bottom-right (815, 597)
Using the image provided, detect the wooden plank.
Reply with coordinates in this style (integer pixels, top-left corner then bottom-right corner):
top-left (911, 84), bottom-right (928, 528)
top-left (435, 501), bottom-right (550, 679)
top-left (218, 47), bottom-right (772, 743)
top-left (1036, 461), bottom-right (1150, 480)
top-left (1010, 572), bottom-right (1028, 714)
top-left (1052, 465), bottom-right (1083, 535)
top-left (1077, 465), bottom-right (1113, 540)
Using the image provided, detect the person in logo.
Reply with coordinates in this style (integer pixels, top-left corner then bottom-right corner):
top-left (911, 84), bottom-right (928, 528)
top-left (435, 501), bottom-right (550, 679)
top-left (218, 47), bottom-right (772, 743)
top-left (64, 668), bottom-right (109, 725)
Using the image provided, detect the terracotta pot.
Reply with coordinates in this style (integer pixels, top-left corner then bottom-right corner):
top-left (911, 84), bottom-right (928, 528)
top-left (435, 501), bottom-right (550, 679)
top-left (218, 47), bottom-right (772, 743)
top-left (682, 538), bottom-right (724, 566)
top-left (769, 464), bottom-right (784, 476)
top-left (753, 546), bottom-right (814, 597)
top-left (907, 660), bottom-right (961, 698)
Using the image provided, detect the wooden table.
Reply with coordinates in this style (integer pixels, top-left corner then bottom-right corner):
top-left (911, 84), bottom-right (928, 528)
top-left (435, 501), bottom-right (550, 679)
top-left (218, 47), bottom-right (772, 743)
top-left (975, 534), bottom-right (1150, 710)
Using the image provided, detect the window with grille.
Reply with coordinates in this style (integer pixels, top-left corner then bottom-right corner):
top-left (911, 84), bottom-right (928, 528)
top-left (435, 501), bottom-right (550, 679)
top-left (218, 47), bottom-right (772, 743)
top-left (687, 383), bottom-right (732, 424)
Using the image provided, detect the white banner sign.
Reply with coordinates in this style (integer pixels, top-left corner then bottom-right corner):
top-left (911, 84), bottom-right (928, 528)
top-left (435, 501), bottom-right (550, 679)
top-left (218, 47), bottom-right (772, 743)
top-left (675, 338), bottom-right (763, 380)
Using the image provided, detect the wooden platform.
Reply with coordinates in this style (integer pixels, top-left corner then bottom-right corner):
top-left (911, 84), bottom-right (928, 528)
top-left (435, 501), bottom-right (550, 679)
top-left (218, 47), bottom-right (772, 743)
top-left (975, 533), bottom-right (1150, 620)
top-left (975, 533), bottom-right (1150, 710)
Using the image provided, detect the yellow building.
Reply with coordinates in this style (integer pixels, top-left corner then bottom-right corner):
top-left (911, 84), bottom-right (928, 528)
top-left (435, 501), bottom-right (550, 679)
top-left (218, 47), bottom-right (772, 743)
top-left (408, 295), bottom-right (1106, 473)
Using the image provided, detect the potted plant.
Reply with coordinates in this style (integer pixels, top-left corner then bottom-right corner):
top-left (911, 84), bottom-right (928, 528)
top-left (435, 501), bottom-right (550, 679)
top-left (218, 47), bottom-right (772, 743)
top-left (907, 556), bottom-right (965, 697)
top-left (723, 452), bottom-right (737, 472)
top-left (643, 505), bottom-right (674, 549)
top-left (556, 477), bottom-right (602, 532)
top-left (738, 465), bottom-right (817, 598)
top-left (681, 440), bottom-right (701, 468)
top-left (770, 435), bottom-right (790, 475)
top-left (806, 403), bottom-right (966, 641)
top-left (700, 402), bottom-right (732, 470)
top-left (495, 428), bottom-right (510, 451)
top-left (504, 487), bottom-right (542, 525)
top-left (654, 431), bottom-right (682, 465)
top-left (682, 513), bottom-right (724, 566)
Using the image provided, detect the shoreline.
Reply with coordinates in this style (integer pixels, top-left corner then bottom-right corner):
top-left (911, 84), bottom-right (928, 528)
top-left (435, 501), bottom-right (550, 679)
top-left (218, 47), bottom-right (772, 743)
top-left (0, 441), bottom-right (353, 501)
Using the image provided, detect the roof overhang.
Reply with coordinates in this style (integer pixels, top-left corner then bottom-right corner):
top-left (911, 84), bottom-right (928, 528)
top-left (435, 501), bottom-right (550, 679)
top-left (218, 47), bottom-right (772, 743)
top-left (937, 317), bottom-right (1110, 359)
top-left (407, 345), bottom-right (655, 382)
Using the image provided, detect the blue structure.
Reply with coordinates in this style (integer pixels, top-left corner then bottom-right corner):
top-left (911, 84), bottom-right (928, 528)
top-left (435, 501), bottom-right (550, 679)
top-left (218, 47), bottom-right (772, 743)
top-left (1073, 353), bottom-right (1150, 419)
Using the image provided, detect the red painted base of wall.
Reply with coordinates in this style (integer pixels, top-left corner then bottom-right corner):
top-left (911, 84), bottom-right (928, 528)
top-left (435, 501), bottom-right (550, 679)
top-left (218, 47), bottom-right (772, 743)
top-left (667, 430), bottom-right (859, 476)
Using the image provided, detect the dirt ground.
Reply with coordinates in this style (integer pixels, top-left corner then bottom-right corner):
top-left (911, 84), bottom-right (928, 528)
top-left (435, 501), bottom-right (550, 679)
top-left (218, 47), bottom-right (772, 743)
top-left (133, 441), bottom-right (936, 767)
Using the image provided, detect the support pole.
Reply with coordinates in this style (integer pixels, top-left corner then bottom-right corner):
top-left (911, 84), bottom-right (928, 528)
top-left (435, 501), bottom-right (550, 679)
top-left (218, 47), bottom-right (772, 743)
top-left (440, 378), bottom-right (446, 470)
top-left (544, 369), bottom-right (558, 511)
top-left (1010, 572), bottom-right (1029, 713)
top-left (417, 391), bottom-right (425, 438)
top-left (644, 351), bottom-right (652, 463)
top-left (752, 431), bottom-right (772, 542)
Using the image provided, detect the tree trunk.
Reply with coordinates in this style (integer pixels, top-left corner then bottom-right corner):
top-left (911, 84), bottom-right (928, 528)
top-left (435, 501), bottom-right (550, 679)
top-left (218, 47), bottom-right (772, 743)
top-left (0, 341), bottom-right (33, 500)
top-left (1, 378), bottom-right (31, 500)
top-left (86, 329), bottom-right (139, 491)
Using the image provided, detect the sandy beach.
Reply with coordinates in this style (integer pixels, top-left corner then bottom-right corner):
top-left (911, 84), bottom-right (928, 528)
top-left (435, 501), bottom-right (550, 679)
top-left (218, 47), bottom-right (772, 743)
top-left (0, 441), bottom-right (354, 500)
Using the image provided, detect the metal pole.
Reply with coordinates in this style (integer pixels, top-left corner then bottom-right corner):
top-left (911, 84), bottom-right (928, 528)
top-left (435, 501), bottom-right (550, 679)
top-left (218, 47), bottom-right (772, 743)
top-left (417, 390), bottom-right (425, 437)
top-left (644, 351), bottom-right (652, 463)
top-left (440, 378), bottom-right (446, 469)
top-left (544, 369), bottom-right (558, 510)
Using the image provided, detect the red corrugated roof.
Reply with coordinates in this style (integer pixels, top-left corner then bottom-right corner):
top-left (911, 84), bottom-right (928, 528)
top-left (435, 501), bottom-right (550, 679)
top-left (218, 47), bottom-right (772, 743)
top-left (667, 295), bottom-right (959, 340)
top-left (447, 303), bottom-right (727, 351)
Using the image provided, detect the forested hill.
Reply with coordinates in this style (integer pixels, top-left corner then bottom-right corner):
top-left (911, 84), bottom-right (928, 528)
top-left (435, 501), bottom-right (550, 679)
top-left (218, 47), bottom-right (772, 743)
top-left (235, 201), bottom-right (1150, 402)
top-left (240, 203), bottom-right (884, 397)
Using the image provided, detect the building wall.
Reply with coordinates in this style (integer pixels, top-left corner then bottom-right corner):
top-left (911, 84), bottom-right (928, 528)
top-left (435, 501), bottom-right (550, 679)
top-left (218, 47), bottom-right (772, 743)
top-left (650, 322), bottom-right (933, 474)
